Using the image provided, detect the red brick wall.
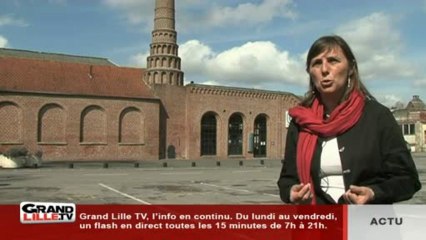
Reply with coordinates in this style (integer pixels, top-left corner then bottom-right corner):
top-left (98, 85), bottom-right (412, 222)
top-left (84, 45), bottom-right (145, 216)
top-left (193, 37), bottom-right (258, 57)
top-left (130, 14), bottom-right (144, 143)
top-left (184, 89), bottom-right (290, 160)
top-left (0, 93), bottom-right (160, 161)
top-left (151, 84), bottom-right (299, 161)
top-left (181, 85), bottom-right (299, 160)
top-left (152, 84), bottom-right (187, 159)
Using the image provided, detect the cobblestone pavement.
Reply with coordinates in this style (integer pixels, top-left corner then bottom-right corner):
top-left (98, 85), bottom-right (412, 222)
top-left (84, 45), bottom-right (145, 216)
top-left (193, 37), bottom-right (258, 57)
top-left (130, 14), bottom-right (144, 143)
top-left (0, 153), bottom-right (425, 204)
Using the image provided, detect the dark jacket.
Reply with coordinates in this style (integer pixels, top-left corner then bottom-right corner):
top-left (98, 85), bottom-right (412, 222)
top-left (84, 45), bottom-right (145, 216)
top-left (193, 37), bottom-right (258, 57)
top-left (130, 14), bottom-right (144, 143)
top-left (277, 99), bottom-right (421, 204)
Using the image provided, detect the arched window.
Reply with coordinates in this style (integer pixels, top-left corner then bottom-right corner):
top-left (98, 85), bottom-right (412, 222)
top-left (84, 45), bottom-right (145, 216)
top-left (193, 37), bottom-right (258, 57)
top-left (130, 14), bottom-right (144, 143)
top-left (80, 106), bottom-right (106, 143)
top-left (154, 72), bottom-right (160, 84)
top-left (38, 103), bottom-right (66, 143)
top-left (119, 107), bottom-right (144, 144)
top-left (253, 115), bottom-right (267, 157)
top-left (0, 102), bottom-right (22, 143)
top-left (170, 73), bottom-right (175, 85)
top-left (228, 113), bottom-right (243, 155)
top-left (162, 72), bottom-right (168, 84)
top-left (200, 112), bottom-right (217, 156)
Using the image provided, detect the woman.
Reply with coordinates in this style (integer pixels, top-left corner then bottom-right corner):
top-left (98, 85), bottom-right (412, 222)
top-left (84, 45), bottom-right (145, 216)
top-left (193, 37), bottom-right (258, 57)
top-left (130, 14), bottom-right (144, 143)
top-left (277, 35), bottom-right (421, 204)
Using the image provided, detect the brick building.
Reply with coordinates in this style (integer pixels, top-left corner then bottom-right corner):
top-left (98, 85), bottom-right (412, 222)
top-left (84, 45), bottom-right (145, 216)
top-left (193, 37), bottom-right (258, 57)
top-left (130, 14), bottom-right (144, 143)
top-left (0, 0), bottom-right (299, 162)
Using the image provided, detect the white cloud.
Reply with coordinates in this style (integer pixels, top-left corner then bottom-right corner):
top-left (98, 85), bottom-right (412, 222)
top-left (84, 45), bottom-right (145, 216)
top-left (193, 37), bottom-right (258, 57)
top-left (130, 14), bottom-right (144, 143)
top-left (0, 36), bottom-right (9, 47)
top-left (179, 40), bottom-right (306, 88)
top-left (130, 51), bottom-right (149, 67)
top-left (375, 94), bottom-right (404, 108)
top-left (336, 12), bottom-right (416, 81)
top-left (0, 15), bottom-right (28, 27)
top-left (102, 0), bottom-right (297, 32)
top-left (179, 40), bottom-right (213, 77)
top-left (206, 0), bottom-right (297, 27)
top-left (102, 0), bottom-right (154, 27)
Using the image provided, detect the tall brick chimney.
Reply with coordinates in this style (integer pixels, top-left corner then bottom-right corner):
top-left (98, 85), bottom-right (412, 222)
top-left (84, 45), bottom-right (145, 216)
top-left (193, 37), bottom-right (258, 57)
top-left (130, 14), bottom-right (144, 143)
top-left (144, 0), bottom-right (184, 86)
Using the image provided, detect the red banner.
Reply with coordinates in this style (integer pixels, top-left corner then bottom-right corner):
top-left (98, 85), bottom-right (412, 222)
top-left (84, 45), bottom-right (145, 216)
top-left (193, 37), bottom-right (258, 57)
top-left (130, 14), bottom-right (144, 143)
top-left (2, 204), bottom-right (346, 240)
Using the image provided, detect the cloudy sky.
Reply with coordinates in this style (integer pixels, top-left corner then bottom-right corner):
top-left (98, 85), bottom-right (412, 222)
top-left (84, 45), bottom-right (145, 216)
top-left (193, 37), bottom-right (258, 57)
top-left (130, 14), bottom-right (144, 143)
top-left (1, 0), bottom-right (425, 107)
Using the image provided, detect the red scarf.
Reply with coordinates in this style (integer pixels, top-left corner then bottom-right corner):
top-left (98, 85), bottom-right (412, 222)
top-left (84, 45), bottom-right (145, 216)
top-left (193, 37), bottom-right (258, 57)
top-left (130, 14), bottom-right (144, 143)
top-left (288, 90), bottom-right (365, 204)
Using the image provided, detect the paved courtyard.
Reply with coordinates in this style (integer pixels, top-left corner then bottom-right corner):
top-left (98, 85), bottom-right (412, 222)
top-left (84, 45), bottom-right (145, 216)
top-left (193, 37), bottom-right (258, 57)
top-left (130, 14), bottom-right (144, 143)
top-left (0, 153), bottom-right (425, 204)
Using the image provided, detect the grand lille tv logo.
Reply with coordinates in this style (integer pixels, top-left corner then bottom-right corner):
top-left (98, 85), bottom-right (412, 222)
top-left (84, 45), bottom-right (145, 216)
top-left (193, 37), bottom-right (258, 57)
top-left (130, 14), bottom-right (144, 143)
top-left (20, 202), bottom-right (76, 224)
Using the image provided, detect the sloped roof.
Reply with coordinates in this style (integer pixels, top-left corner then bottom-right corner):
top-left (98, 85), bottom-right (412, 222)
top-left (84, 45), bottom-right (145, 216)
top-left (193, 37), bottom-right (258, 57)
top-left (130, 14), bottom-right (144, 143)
top-left (0, 56), bottom-right (156, 100)
top-left (0, 48), bottom-right (115, 66)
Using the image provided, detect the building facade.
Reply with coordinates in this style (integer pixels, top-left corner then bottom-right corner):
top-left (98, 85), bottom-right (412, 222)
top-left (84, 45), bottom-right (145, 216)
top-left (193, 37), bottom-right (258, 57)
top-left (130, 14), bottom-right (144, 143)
top-left (0, 0), bottom-right (299, 162)
top-left (393, 95), bottom-right (426, 152)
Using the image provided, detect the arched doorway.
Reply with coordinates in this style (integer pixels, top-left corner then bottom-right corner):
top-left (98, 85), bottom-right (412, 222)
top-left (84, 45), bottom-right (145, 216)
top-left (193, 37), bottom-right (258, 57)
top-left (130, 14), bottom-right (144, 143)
top-left (200, 112), bottom-right (217, 156)
top-left (253, 115), bottom-right (267, 157)
top-left (228, 113), bottom-right (243, 155)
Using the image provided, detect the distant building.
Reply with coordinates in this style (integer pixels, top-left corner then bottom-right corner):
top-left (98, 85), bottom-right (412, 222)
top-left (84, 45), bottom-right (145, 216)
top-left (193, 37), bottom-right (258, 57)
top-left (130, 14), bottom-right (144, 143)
top-left (0, 0), bottom-right (299, 162)
top-left (393, 95), bottom-right (426, 152)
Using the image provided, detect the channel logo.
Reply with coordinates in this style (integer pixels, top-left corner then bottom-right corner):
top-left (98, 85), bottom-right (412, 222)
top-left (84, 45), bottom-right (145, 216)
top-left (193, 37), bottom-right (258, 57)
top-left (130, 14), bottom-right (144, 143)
top-left (20, 202), bottom-right (76, 224)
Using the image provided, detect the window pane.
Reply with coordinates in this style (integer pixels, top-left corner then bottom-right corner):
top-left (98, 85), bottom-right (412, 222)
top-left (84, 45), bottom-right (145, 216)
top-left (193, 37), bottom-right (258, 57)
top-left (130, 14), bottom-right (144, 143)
top-left (228, 114), bottom-right (243, 155)
top-left (254, 115), bottom-right (267, 158)
top-left (201, 113), bottom-right (216, 156)
top-left (403, 124), bottom-right (409, 135)
top-left (409, 124), bottom-right (415, 135)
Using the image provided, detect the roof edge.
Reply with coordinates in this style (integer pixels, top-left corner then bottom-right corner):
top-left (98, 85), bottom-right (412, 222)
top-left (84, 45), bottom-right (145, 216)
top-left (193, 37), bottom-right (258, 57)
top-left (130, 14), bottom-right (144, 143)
top-left (0, 47), bottom-right (116, 66)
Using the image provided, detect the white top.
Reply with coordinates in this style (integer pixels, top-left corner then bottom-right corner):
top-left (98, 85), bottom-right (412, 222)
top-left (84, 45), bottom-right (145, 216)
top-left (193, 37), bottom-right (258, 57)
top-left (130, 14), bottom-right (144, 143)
top-left (320, 137), bottom-right (345, 203)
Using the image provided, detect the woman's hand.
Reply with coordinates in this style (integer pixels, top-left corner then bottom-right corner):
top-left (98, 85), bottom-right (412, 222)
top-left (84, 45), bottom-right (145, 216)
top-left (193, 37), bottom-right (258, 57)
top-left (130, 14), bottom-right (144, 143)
top-left (289, 183), bottom-right (313, 204)
top-left (343, 185), bottom-right (375, 204)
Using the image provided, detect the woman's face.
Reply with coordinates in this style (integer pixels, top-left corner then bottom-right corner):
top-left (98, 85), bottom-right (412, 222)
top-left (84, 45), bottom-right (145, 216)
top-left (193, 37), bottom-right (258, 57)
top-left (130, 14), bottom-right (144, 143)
top-left (308, 46), bottom-right (351, 100)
